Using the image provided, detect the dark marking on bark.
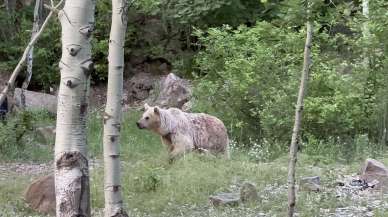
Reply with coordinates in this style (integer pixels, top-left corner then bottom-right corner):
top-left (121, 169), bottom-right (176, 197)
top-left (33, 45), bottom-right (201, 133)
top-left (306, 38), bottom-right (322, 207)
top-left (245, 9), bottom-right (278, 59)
top-left (110, 154), bottom-right (120, 159)
top-left (67, 44), bottom-right (81, 56)
top-left (80, 103), bottom-right (88, 115)
top-left (56, 152), bottom-right (82, 169)
top-left (80, 59), bottom-right (94, 76)
top-left (110, 135), bottom-right (118, 142)
top-left (113, 123), bottom-right (121, 131)
top-left (66, 80), bottom-right (73, 87)
top-left (56, 152), bottom-right (88, 170)
top-left (113, 185), bottom-right (120, 192)
top-left (79, 170), bottom-right (91, 216)
top-left (56, 152), bottom-right (90, 216)
top-left (79, 25), bottom-right (94, 38)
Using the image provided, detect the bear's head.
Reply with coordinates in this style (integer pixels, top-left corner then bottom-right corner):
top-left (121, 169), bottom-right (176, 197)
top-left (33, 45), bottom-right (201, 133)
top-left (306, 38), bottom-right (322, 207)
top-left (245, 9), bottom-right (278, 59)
top-left (136, 103), bottom-right (161, 131)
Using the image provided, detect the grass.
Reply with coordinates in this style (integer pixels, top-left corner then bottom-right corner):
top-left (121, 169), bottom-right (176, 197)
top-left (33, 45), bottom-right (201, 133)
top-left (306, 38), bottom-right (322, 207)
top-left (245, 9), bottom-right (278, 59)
top-left (0, 109), bottom-right (55, 162)
top-left (1, 109), bottom-right (388, 216)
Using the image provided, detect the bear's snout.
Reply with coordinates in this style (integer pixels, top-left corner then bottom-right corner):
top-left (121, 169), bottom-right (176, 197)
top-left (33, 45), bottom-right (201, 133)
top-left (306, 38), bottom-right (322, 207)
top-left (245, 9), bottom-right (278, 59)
top-left (136, 122), bottom-right (144, 129)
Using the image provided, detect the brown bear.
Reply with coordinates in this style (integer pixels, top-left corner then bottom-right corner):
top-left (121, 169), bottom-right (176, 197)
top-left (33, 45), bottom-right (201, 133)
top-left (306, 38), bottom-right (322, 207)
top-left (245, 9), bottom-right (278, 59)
top-left (136, 103), bottom-right (229, 161)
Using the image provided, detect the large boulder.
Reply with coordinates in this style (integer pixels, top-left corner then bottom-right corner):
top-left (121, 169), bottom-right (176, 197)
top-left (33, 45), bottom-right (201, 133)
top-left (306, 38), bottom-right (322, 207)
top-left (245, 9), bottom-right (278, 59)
top-left (152, 73), bottom-right (192, 108)
top-left (127, 73), bottom-right (192, 109)
top-left (24, 174), bottom-right (56, 216)
top-left (360, 158), bottom-right (388, 190)
top-left (240, 181), bottom-right (258, 202)
top-left (127, 73), bottom-right (161, 104)
top-left (14, 88), bottom-right (57, 113)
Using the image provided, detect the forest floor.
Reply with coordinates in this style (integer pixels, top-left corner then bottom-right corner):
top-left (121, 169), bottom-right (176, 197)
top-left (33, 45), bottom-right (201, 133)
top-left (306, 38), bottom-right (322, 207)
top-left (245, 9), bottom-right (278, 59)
top-left (1, 110), bottom-right (388, 217)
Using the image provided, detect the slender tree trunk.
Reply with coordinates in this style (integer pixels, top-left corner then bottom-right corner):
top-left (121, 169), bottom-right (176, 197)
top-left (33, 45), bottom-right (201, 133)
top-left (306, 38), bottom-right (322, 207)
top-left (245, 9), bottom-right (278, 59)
top-left (21, 0), bottom-right (44, 107)
top-left (54, 0), bottom-right (95, 216)
top-left (4, 0), bottom-right (15, 14)
top-left (103, 0), bottom-right (128, 216)
top-left (287, 20), bottom-right (313, 217)
top-left (362, 0), bottom-right (370, 68)
top-left (362, 0), bottom-right (370, 39)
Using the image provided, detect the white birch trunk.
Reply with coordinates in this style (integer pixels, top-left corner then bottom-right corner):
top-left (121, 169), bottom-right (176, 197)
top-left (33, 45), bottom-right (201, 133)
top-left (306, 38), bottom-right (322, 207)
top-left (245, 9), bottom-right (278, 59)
top-left (362, 0), bottom-right (370, 39)
top-left (287, 20), bottom-right (313, 217)
top-left (362, 0), bottom-right (370, 68)
top-left (103, 0), bottom-right (128, 216)
top-left (22, 0), bottom-right (43, 107)
top-left (54, 0), bottom-right (95, 216)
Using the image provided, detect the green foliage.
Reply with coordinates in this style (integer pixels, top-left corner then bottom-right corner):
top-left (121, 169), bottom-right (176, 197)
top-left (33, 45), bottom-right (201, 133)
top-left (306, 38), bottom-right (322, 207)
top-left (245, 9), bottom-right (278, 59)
top-left (0, 109), bottom-right (54, 161)
top-left (193, 22), bottom-right (303, 145)
top-left (192, 0), bottom-right (388, 150)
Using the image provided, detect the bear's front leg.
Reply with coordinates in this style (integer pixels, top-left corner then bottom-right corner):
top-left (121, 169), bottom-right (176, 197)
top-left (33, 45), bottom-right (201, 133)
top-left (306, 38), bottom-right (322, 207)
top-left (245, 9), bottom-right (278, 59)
top-left (168, 134), bottom-right (193, 163)
top-left (169, 145), bottom-right (188, 163)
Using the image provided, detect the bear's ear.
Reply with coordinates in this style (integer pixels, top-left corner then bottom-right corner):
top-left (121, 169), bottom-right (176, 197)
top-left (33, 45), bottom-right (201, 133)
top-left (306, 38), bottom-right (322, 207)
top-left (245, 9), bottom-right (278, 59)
top-left (144, 103), bottom-right (150, 110)
top-left (154, 107), bottom-right (160, 115)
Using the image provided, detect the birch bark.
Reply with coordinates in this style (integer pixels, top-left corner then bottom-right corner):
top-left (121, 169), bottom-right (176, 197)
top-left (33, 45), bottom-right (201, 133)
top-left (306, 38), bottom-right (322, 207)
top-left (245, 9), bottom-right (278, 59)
top-left (54, 0), bottom-right (95, 216)
top-left (287, 20), bottom-right (313, 217)
top-left (103, 0), bottom-right (128, 216)
top-left (22, 0), bottom-right (44, 107)
top-left (362, 0), bottom-right (370, 68)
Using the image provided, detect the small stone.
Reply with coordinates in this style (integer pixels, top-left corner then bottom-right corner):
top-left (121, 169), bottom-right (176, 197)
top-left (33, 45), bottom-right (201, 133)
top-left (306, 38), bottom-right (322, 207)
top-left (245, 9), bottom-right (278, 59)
top-left (300, 176), bottom-right (321, 192)
top-left (240, 181), bottom-right (258, 203)
top-left (209, 192), bottom-right (240, 206)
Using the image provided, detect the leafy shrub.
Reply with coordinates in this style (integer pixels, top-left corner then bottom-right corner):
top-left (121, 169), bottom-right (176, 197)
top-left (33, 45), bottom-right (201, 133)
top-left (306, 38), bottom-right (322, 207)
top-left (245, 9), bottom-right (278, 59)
top-left (193, 22), bottom-right (303, 146)
top-left (0, 110), bottom-right (54, 161)
top-left (193, 18), bottom-right (388, 149)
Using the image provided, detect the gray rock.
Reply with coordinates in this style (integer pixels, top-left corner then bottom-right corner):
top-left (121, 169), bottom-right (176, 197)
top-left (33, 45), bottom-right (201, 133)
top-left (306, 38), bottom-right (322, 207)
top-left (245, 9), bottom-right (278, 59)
top-left (128, 73), bottom-right (192, 109)
top-left (14, 88), bottom-right (57, 113)
top-left (209, 192), bottom-right (240, 206)
top-left (361, 158), bottom-right (388, 190)
top-left (300, 176), bottom-right (321, 192)
top-left (240, 181), bottom-right (258, 203)
top-left (210, 181), bottom-right (258, 207)
top-left (127, 73), bottom-right (161, 103)
top-left (153, 73), bottom-right (192, 109)
top-left (24, 174), bottom-right (55, 216)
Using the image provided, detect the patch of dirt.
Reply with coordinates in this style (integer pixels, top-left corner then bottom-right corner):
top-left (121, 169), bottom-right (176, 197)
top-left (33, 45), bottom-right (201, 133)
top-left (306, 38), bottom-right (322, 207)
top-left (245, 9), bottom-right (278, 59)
top-left (0, 159), bottom-right (102, 181)
top-left (0, 162), bottom-right (52, 181)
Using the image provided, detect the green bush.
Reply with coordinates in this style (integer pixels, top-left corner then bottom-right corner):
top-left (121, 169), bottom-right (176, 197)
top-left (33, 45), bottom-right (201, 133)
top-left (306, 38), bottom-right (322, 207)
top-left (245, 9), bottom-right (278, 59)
top-left (193, 22), bottom-right (303, 145)
top-left (0, 110), bottom-right (54, 161)
top-left (192, 19), bottom-right (388, 148)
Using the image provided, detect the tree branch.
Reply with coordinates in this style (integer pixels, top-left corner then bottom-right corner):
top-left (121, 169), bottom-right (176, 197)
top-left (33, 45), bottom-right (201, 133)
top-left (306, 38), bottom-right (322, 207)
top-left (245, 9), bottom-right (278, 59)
top-left (0, 0), bottom-right (64, 107)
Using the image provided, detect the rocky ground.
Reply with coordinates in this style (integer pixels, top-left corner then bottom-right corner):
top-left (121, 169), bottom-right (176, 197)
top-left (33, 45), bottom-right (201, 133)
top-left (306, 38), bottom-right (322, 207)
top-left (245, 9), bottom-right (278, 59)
top-left (2, 158), bottom-right (388, 216)
top-left (0, 159), bottom-right (102, 180)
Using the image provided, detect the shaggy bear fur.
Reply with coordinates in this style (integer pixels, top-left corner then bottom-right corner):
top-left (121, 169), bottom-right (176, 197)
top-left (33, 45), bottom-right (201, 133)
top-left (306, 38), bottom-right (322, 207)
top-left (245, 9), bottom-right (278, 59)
top-left (137, 104), bottom-right (229, 161)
